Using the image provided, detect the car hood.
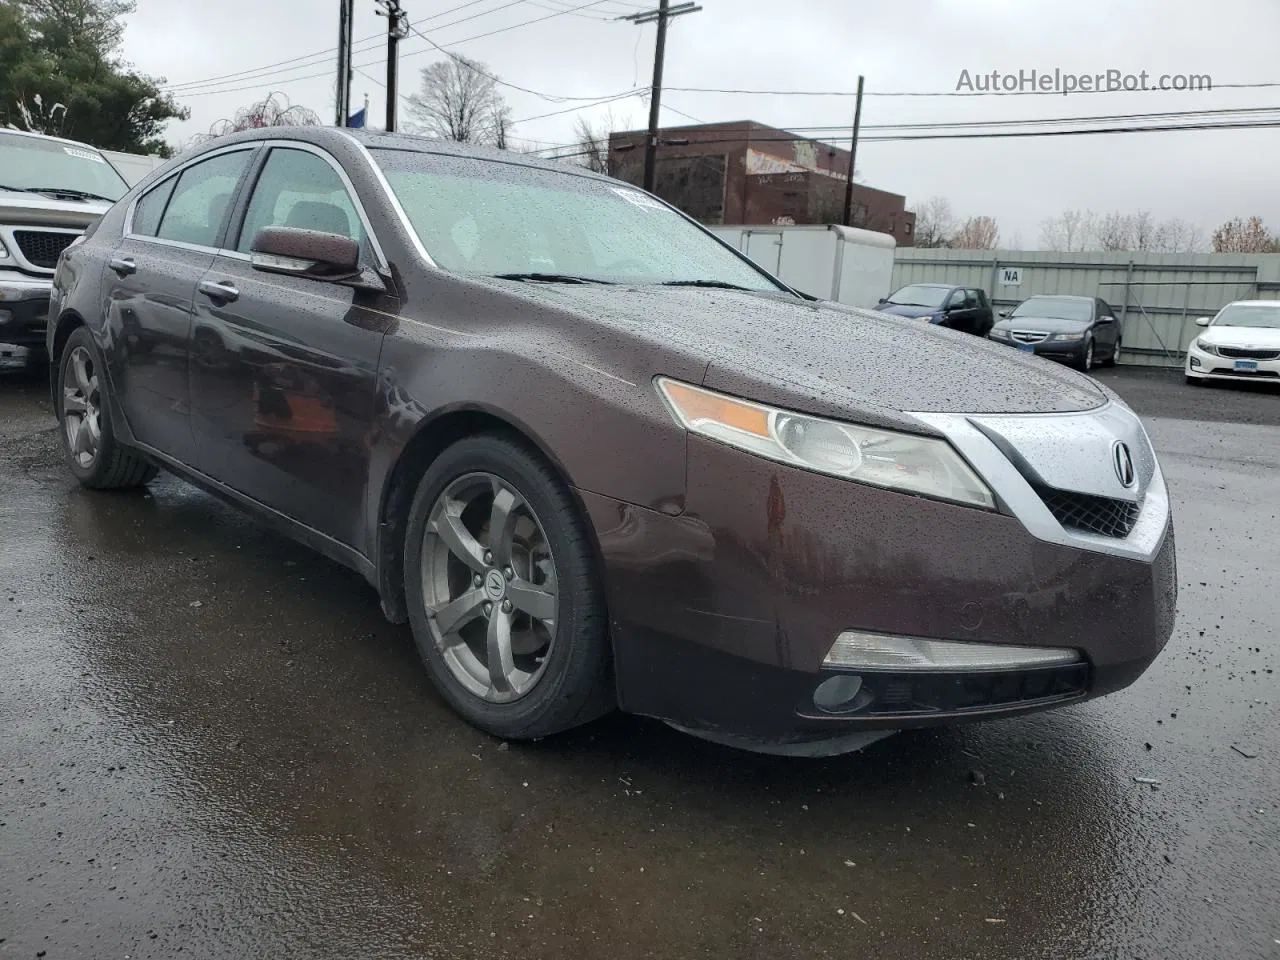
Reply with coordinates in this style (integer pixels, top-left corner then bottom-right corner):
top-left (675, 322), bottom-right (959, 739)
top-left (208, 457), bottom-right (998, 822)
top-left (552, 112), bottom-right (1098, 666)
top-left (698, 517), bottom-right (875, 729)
top-left (993, 315), bottom-right (1091, 335)
top-left (0, 189), bottom-right (111, 228)
top-left (876, 302), bottom-right (940, 319)
top-left (498, 283), bottom-right (1106, 426)
top-left (1198, 325), bottom-right (1280, 349)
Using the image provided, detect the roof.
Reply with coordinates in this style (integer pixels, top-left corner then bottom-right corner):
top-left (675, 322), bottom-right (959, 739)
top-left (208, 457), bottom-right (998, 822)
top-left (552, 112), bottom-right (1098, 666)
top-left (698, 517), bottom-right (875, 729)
top-left (199, 125), bottom-right (615, 185)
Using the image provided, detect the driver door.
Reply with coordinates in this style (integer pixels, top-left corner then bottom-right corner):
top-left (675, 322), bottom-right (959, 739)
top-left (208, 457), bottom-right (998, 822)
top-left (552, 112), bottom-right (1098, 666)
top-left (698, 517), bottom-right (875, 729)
top-left (188, 144), bottom-right (398, 549)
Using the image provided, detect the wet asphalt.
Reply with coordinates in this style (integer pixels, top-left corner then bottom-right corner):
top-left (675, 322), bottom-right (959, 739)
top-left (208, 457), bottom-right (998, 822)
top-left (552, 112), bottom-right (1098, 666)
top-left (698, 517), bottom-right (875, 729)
top-left (1, 355), bottom-right (1277, 960)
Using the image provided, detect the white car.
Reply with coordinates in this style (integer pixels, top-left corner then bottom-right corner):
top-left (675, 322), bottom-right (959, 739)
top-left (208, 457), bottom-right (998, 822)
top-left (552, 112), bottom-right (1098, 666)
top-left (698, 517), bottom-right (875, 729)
top-left (1185, 300), bottom-right (1280, 386)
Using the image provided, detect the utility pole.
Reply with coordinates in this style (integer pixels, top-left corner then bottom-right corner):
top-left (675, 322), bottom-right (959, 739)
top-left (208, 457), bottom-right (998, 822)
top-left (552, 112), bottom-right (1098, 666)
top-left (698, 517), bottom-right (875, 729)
top-left (335, 0), bottom-right (355, 126)
top-left (624, 1), bottom-right (701, 194)
top-left (841, 74), bottom-right (865, 228)
top-left (376, 0), bottom-right (409, 132)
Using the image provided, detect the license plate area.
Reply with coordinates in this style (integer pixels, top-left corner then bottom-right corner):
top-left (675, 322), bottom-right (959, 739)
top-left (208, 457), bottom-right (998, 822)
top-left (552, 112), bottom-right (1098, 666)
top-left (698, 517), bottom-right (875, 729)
top-left (1017, 342), bottom-right (1036, 352)
top-left (1234, 359), bottom-right (1259, 371)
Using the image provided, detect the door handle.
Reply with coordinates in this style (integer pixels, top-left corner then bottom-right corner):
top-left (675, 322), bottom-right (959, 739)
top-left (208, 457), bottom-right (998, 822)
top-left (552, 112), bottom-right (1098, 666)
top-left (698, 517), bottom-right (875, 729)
top-left (198, 279), bottom-right (240, 304)
top-left (108, 256), bottom-right (136, 277)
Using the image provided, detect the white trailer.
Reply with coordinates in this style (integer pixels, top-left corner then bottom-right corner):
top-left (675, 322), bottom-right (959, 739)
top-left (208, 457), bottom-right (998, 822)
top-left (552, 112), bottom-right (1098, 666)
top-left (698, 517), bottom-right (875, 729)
top-left (710, 223), bottom-right (897, 309)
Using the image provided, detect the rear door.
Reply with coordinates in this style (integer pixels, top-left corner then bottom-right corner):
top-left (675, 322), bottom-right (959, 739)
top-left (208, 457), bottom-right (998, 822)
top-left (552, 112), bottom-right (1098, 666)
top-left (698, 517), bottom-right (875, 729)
top-left (943, 287), bottom-right (974, 331)
top-left (970, 289), bottom-right (994, 334)
top-left (189, 143), bottom-right (396, 549)
top-left (103, 147), bottom-right (255, 465)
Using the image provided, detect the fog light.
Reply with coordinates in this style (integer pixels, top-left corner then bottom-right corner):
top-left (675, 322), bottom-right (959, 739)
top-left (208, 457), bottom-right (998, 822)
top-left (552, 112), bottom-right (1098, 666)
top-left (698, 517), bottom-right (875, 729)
top-left (0, 309), bottom-right (11, 326)
top-left (824, 631), bottom-right (1081, 672)
top-left (1189, 356), bottom-right (1201, 369)
top-left (813, 674), bottom-right (867, 713)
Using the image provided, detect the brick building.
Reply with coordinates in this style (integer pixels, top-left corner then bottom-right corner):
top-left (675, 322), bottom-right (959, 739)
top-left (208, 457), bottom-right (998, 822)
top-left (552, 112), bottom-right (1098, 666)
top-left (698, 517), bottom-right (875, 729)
top-left (607, 120), bottom-right (916, 245)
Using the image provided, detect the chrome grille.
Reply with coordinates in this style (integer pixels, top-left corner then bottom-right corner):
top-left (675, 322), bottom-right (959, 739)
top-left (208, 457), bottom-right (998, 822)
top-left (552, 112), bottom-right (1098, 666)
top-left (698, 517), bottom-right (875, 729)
top-left (1037, 486), bottom-right (1142, 539)
top-left (1011, 330), bottom-right (1049, 344)
top-left (13, 230), bottom-right (78, 269)
top-left (1218, 346), bottom-right (1280, 361)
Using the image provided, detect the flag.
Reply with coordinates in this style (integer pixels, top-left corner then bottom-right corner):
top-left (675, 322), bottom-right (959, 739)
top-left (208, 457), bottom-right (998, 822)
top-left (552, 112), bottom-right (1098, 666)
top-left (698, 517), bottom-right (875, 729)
top-left (347, 107), bottom-right (366, 129)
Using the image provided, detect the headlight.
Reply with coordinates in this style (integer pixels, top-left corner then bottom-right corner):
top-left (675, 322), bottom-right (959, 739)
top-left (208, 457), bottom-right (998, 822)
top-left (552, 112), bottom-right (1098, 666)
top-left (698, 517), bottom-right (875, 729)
top-left (1194, 337), bottom-right (1218, 356)
top-left (989, 328), bottom-right (1010, 339)
top-left (1051, 332), bottom-right (1085, 342)
top-left (656, 378), bottom-right (995, 509)
top-left (0, 235), bottom-right (8, 260)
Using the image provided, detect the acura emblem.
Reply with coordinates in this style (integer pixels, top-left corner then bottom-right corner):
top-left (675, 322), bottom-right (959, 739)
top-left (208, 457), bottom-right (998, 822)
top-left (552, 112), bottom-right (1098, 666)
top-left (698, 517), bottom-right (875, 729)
top-left (1112, 441), bottom-right (1136, 488)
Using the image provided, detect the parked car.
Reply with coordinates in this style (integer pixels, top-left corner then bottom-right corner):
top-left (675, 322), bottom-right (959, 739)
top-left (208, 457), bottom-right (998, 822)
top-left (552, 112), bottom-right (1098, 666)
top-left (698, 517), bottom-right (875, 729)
top-left (876, 283), bottom-right (994, 335)
top-left (988, 294), bottom-right (1122, 371)
top-left (1184, 300), bottom-right (1280, 386)
top-left (0, 129), bottom-right (127, 362)
top-left (47, 128), bottom-right (1176, 756)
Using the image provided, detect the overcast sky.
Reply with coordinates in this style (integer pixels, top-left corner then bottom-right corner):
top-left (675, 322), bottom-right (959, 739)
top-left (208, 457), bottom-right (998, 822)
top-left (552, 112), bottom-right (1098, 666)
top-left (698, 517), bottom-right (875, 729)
top-left (122, 0), bottom-right (1280, 247)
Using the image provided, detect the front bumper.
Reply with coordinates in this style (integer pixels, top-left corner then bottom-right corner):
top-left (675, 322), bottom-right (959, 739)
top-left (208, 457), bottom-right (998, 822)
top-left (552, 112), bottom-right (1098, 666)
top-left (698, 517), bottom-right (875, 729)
top-left (1185, 340), bottom-right (1280, 383)
top-left (989, 332), bottom-right (1088, 364)
top-left (582, 430), bottom-right (1176, 748)
top-left (0, 273), bottom-right (53, 347)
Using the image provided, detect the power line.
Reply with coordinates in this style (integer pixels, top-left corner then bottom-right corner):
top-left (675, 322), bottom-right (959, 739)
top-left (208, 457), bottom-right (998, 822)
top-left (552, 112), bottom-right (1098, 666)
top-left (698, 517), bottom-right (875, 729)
top-left (170, 1), bottom-right (631, 100)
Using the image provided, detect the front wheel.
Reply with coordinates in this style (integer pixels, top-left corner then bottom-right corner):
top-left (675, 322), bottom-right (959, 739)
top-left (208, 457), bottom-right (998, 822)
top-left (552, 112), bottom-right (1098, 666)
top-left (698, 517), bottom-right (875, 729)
top-left (403, 434), bottom-right (613, 740)
top-left (1103, 339), bottom-right (1121, 367)
top-left (1076, 337), bottom-right (1096, 373)
top-left (56, 327), bottom-right (157, 489)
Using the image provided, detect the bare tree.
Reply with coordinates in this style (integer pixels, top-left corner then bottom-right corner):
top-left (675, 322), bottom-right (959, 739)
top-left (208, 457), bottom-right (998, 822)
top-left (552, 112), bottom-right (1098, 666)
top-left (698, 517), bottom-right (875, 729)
top-left (951, 215), bottom-right (999, 250)
top-left (1212, 216), bottom-right (1280, 253)
top-left (573, 116), bottom-right (609, 173)
top-left (407, 56), bottom-right (512, 147)
top-left (1093, 211), bottom-right (1132, 251)
top-left (1039, 209), bottom-right (1094, 252)
top-left (200, 93), bottom-right (319, 141)
top-left (908, 196), bottom-right (955, 248)
top-left (1152, 218), bottom-right (1205, 254)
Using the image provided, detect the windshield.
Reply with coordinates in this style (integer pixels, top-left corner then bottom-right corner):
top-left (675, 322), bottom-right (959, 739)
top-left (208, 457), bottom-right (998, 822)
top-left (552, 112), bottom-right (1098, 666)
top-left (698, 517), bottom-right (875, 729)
top-left (1213, 303), bottom-right (1280, 329)
top-left (886, 284), bottom-right (949, 308)
top-left (371, 149), bottom-right (785, 292)
top-left (1010, 297), bottom-right (1092, 322)
top-left (0, 131), bottom-right (129, 202)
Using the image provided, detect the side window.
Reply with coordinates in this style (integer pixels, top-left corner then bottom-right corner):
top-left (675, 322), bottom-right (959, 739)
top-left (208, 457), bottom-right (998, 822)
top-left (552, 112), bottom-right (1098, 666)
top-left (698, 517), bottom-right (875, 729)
top-left (964, 289), bottom-right (980, 308)
top-left (156, 150), bottom-right (253, 248)
top-left (1099, 299), bottom-right (1115, 319)
top-left (130, 177), bottom-right (176, 237)
top-left (947, 289), bottom-right (966, 308)
top-left (236, 148), bottom-right (365, 255)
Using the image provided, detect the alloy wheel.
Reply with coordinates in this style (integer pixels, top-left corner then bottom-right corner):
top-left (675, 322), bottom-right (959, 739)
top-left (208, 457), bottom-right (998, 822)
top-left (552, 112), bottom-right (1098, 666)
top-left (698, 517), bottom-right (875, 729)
top-left (420, 472), bottom-right (559, 703)
top-left (62, 345), bottom-right (102, 469)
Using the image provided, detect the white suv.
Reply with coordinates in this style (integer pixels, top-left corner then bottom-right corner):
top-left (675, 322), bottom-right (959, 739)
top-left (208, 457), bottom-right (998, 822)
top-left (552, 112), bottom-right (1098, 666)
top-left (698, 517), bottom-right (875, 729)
top-left (1, 129), bottom-right (127, 362)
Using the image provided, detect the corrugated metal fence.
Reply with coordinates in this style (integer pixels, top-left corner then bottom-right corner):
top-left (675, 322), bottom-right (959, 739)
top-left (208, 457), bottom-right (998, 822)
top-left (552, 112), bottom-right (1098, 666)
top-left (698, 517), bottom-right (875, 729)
top-left (892, 249), bottom-right (1280, 366)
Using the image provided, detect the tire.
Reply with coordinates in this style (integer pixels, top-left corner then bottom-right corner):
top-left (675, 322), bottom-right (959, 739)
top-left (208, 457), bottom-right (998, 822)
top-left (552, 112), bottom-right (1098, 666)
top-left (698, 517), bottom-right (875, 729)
top-left (56, 327), bottom-right (157, 490)
top-left (1076, 337), bottom-right (1096, 373)
top-left (403, 433), bottom-right (613, 740)
top-left (1104, 339), bottom-right (1121, 367)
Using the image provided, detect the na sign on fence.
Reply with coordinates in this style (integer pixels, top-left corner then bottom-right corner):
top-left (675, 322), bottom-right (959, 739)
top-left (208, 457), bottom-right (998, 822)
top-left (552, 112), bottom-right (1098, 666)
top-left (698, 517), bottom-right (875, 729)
top-left (999, 267), bottom-right (1022, 286)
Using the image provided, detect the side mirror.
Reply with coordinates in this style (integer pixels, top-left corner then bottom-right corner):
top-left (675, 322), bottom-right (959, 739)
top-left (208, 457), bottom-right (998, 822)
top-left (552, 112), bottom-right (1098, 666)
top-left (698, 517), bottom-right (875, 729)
top-left (1195, 316), bottom-right (1212, 327)
top-left (251, 226), bottom-right (360, 282)
top-left (1099, 315), bottom-right (1115, 323)
top-left (877, 297), bottom-right (888, 305)
top-left (998, 310), bottom-right (1009, 318)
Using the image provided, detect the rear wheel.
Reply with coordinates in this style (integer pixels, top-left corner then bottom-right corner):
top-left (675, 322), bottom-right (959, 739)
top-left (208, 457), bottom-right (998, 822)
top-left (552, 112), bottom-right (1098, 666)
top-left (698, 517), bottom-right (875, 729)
top-left (403, 434), bottom-right (612, 739)
top-left (1104, 338), bottom-right (1121, 367)
top-left (56, 327), bottom-right (156, 489)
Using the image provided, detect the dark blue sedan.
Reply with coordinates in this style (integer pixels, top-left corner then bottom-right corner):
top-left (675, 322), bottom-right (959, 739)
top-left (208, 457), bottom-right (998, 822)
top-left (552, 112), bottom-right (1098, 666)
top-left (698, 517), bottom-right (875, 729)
top-left (876, 283), bottom-right (995, 336)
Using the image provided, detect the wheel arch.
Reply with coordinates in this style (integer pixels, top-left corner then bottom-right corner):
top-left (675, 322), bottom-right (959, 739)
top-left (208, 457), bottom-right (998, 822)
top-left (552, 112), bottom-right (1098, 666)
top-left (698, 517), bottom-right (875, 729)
top-left (49, 309), bottom-right (87, 394)
top-left (374, 404), bottom-right (607, 626)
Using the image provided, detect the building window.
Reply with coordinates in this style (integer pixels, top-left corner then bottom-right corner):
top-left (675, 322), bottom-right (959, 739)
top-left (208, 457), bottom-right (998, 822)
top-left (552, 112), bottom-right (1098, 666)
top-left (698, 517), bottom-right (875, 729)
top-left (905, 221), bottom-right (912, 234)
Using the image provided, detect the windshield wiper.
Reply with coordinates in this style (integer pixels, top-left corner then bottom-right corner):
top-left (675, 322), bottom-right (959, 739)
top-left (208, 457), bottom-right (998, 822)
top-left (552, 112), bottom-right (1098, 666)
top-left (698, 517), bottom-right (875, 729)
top-left (492, 272), bottom-right (614, 285)
top-left (25, 186), bottom-right (116, 202)
top-left (659, 279), bottom-right (757, 291)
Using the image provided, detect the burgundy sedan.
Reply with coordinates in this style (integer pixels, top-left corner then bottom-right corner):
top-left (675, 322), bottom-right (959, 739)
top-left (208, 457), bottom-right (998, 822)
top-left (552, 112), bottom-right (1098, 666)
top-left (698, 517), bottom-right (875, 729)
top-left (46, 128), bottom-right (1176, 755)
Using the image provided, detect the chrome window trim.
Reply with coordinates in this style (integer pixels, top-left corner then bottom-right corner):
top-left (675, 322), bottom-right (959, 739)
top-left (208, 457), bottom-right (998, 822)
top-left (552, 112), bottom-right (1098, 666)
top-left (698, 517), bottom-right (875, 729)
top-left (123, 143), bottom-right (255, 240)
top-left (340, 132), bottom-right (440, 268)
top-left (237, 139), bottom-right (389, 269)
top-left (123, 139), bottom-right (389, 272)
top-left (910, 402), bottom-right (1171, 562)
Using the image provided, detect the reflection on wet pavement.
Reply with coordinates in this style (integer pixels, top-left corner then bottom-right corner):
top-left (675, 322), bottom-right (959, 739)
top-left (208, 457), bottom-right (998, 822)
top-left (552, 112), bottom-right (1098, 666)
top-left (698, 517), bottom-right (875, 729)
top-left (2, 359), bottom-right (1277, 959)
